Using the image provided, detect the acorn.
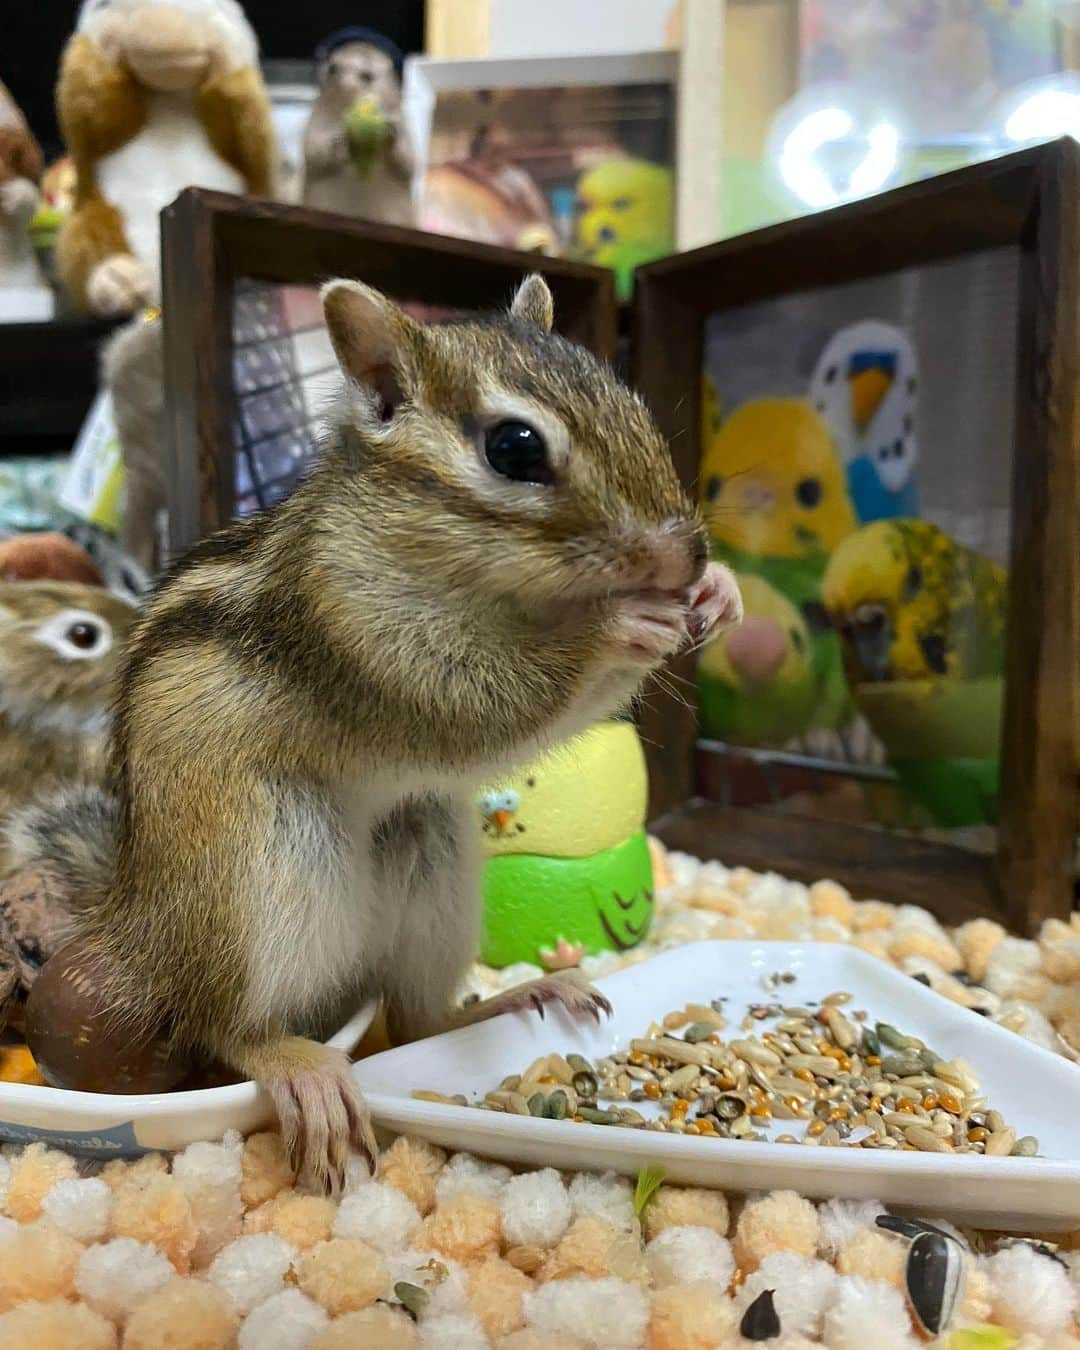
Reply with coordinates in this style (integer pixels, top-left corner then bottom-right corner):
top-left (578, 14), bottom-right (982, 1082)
top-left (25, 937), bottom-right (190, 1094)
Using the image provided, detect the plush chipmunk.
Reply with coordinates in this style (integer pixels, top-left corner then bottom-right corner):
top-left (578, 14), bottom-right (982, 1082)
top-left (302, 26), bottom-right (414, 227)
top-left (56, 0), bottom-right (276, 317)
top-left (0, 80), bottom-right (47, 293)
top-left (0, 581), bottom-right (136, 861)
top-left (0, 574), bottom-right (135, 1030)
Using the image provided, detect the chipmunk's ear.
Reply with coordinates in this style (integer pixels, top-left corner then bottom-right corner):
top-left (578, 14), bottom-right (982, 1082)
top-left (510, 274), bottom-right (554, 331)
top-left (322, 280), bottom-right (420, 421)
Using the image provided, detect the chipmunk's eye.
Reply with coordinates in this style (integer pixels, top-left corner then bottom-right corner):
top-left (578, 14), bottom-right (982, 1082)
top-left (483, 420), bottom-right (554, 486)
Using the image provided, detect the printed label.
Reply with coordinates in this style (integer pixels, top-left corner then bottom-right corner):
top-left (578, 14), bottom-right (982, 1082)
top-left (0, 1118), bottom-right (146, 1157)
top-left (59, 389), bottom-right (126, 534)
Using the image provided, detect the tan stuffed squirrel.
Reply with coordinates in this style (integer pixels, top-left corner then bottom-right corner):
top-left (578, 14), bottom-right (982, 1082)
top-left (57, 0), bottom-right (276, 316)
top-left (0, 81), bottom-right (46, 293)
top-left (12, 274), bottom-right (742, 1192)
top-left (302, 27), bottom-right (414, 227)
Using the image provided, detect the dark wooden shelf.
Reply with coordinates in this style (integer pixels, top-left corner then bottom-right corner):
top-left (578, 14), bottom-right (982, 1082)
top-left (651, 800), bottom-right (1007, 928)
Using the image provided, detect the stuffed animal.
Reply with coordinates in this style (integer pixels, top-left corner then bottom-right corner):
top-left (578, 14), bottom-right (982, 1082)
top-left (477, 721), bottom-right (654, 969)
top-left (0, 81), bottom-right (49, 303)
top-left (56, 0), bottom-right (276, 317)
top-left (0, 581), bottom-right (137, 870)
top-left (101, 309), bottom-right (166, 571)
top-left (302, 27), bottom-right (414, 227)
top-left (574, 157), bottom-right (674, 301)
top-left (0, 533), bottom-right (104, 586)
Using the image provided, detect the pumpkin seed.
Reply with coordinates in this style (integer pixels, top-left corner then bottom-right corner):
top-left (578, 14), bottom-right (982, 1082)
top-left (544, 1090), bottom-right (568, 1120)
top-left (395, 1282), bottom-right (429, 1320)
top-left (876, 1022), bottom-right (912, 1050)
top-left (684, 1021), bottom-right (716, 1044)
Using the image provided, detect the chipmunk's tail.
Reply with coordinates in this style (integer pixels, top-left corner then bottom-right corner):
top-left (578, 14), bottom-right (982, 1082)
top-left (4, 784), bottom-right (118, 909)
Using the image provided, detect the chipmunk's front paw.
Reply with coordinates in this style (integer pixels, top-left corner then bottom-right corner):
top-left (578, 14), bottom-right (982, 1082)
top-left (263, 1045), bottom-right (377, 1196)
top-left (607, 592), bottom-right (688, 665)
top-left (477, 970), bottom-right (613, 1024)
top-left (686, 561), bottom-right (742, 647)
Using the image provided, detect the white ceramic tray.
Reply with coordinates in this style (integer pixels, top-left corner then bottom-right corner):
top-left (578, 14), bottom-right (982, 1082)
top-left (0, 1003), bottom-right (376, 1157)
top-left (356, 942), bottom-right (1080, 1230)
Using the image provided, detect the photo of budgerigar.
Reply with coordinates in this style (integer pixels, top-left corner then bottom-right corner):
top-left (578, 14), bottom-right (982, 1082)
top-left (698, 573), bottom-right (820, 746)
top-left (822, 518), bottom-right (1008, 826)
top-left (809, 319), bottom-right (919, 524)
top-left (822, 518), bottom-right (1006, 686)
top-left (697, 391), bottom-right (856, 740)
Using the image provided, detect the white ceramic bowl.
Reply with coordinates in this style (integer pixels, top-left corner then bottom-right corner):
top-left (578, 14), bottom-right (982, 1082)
top-left (0, 1002), bottom-right (377, 1157)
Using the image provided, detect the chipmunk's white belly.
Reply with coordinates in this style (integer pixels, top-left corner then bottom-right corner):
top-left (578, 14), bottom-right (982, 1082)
top-left (243, 773), bottom-right (424, 1029)
top-left (97, 93), bottom-right (244, 296)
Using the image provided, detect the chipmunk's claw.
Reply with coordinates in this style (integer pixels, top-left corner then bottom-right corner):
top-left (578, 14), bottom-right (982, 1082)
top-left (459, 970), bottom-right (613, 1028)
top-left (686, 561), bottom-right (742, 647)
top-left (263, 1046), bottom-right (376, 1196)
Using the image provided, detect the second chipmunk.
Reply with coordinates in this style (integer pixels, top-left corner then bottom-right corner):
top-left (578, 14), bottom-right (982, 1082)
top-left (12, 274), bottom-right (742, 1191)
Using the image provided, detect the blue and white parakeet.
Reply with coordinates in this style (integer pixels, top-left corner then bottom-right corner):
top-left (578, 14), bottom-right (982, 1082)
top-left (809, 320), bottom-right (919, 523)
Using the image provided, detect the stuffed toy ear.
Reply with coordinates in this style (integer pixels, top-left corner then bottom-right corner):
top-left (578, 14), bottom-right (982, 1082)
top-left (321, 279), bottom-right (420, 421)
top-left (510, 273), bottom-right (554, 331)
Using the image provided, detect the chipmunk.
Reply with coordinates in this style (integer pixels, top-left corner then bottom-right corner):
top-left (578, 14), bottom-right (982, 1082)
top-left (11, 275), bottom-right (741, 1191)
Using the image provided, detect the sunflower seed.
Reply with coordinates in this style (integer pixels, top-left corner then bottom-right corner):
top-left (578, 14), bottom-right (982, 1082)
top-left (740, 1288), bottom-right (781, 1340)
top-left (905, 1231), bottom-right (965, 1336)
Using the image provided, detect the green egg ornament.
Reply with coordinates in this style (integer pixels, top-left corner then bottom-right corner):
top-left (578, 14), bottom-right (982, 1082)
top-left (477, 721), bottom-right (654, 968)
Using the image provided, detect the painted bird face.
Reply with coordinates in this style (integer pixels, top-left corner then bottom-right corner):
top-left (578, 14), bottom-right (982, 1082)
top-left (479, 786), bottom-right (525, 840)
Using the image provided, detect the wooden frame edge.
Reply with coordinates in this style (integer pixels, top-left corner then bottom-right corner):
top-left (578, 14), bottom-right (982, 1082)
top-left (632, 140), bottom-right (1080, 927)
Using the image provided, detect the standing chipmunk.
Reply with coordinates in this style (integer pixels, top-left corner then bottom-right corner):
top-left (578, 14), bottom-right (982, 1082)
top-left (12, 276), bottom-right (741, 1191)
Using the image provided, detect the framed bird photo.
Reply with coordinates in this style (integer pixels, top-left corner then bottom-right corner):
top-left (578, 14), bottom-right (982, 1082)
top-left (632, 138), bottom-right (1079, 933)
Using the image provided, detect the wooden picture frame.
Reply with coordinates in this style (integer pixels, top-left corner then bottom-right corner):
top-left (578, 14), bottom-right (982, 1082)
top-left (159, 188), bottom-right (617, 557)
top-left (632, 139), bottom-right (1079, 934)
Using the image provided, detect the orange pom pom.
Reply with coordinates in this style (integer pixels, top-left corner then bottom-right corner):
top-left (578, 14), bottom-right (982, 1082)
top-left (415, 1192), bottom-right (501, 1264)
top-left (0, 1219), bottom-right (83, 1310)
top-left (122, 1277), bottom-right (237, 1350)
top-left (299, 1238), bottom-right (388, 1316)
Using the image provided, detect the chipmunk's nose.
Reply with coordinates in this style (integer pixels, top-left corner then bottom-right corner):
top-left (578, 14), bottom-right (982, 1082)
top-left (646, 520), bottom-right (707, 591)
